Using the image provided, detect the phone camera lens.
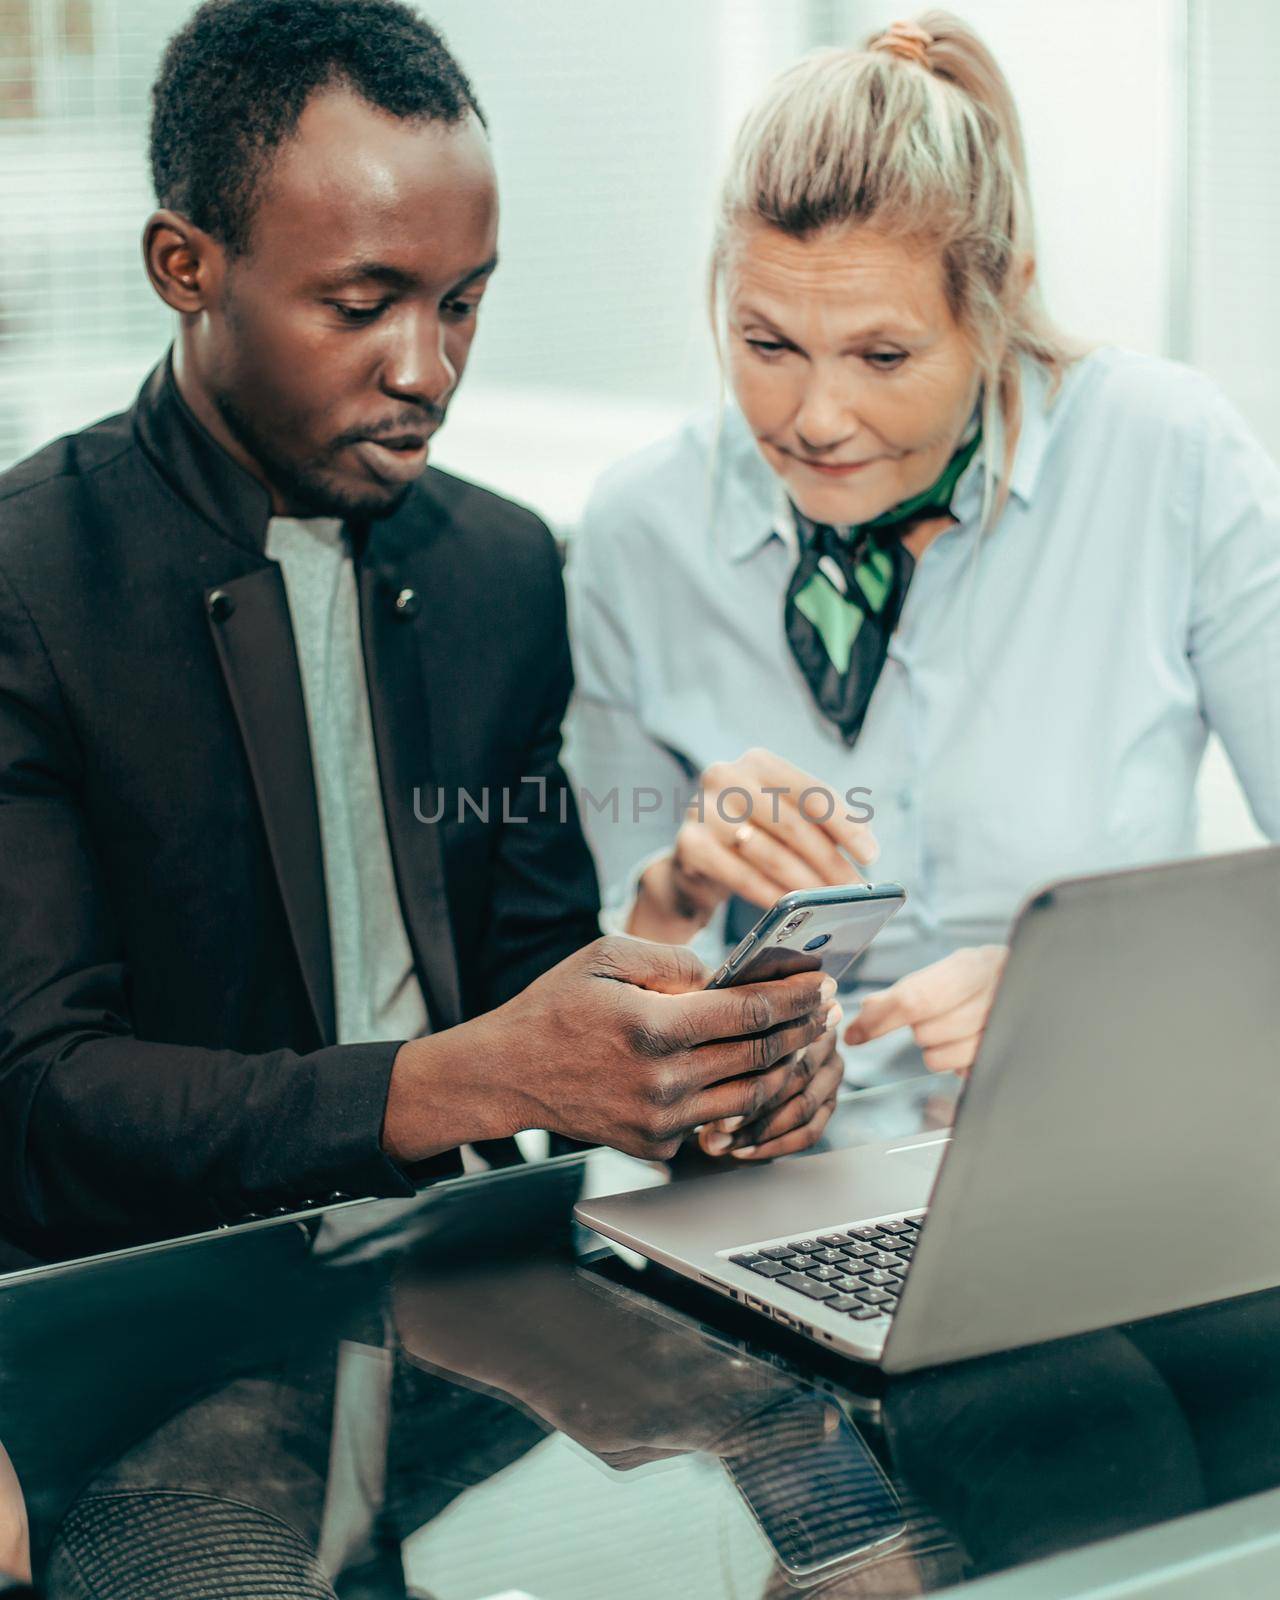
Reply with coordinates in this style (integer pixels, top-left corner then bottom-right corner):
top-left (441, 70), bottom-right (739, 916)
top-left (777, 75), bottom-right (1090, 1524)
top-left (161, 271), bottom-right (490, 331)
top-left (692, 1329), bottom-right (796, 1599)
top-left (780, 910), bottom-right (812, 934)
top-left (802, 932), bottom-right (832, 952)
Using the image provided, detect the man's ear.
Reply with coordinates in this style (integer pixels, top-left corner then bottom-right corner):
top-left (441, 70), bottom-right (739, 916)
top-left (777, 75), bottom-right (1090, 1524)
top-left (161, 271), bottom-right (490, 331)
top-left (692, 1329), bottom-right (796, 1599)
top-left (142, 210), bottom-right (224, 314)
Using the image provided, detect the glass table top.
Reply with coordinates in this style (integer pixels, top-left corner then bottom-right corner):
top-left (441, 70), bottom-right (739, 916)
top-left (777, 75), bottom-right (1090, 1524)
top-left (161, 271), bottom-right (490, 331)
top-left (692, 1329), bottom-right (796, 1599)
top-left (1, 1075), bottom-right (1277, 1598)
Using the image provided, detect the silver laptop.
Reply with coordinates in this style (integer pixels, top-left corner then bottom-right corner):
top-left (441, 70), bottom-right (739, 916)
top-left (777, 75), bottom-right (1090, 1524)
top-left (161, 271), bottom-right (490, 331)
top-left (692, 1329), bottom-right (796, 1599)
top-left (575, 848), bottom-right (1280, 1373)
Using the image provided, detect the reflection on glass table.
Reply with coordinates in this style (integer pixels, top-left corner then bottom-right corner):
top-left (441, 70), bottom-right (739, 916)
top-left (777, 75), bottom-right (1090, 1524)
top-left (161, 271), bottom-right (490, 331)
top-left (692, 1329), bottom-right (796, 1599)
top-left (0, 1439), bottom-right (31, 1595)
top-left (0, 1129), bottom-right (1275, 1598)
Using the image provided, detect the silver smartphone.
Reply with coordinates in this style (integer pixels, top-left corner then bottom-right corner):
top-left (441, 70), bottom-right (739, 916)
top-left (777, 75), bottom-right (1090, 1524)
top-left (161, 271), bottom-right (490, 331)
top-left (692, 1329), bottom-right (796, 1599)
top-left (707, 883), bottom-right (906, 991)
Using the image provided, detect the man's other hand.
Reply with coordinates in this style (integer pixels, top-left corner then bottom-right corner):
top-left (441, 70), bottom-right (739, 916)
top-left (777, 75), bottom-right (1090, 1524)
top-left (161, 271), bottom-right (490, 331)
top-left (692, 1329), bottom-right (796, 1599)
top-left (697, 1024), bottom-right (843, 1161)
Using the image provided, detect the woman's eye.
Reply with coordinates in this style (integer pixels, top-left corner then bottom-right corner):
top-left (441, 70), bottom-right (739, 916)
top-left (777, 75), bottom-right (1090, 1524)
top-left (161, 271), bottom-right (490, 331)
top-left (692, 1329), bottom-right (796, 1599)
top-left (745, 337), bottom-right (790, 357)
top-left (328, 301), bottom-right (389, 324)
top-left (864, 350), bottom-right (907, 371)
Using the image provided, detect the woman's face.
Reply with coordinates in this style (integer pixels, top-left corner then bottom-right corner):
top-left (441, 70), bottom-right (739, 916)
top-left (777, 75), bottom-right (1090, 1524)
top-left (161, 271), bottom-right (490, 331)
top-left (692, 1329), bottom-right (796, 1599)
top-left (725, 222), bottom-right (982, 528)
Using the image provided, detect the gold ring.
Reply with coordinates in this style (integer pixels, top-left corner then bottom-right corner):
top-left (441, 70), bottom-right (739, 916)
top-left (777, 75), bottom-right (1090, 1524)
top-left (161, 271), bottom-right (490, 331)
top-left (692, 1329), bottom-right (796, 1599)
top-left (733, 822), bottom-right (756, 850)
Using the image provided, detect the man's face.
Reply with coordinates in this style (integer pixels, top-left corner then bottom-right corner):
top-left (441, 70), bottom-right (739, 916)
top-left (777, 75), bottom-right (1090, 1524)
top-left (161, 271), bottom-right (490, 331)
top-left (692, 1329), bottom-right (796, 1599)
top-left (196, 88), bottom-right (498, 519)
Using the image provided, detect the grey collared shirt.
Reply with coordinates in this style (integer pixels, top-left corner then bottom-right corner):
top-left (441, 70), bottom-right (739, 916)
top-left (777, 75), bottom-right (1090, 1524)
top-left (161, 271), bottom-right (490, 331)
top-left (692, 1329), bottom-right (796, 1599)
top-left (565, 348), bottom-right (1280, 991)
top-left (266, 516), bottom-right (429, 1048)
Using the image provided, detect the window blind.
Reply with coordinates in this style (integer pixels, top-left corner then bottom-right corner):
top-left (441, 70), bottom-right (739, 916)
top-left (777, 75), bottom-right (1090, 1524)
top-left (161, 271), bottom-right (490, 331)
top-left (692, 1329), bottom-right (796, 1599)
top-left (0, 0), bottom-right (804, 475)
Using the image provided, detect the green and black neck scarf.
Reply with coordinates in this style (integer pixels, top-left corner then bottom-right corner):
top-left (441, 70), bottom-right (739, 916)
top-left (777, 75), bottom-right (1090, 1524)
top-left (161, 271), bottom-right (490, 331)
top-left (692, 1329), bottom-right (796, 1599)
top-left (784, 428), bottom-right (982, 747)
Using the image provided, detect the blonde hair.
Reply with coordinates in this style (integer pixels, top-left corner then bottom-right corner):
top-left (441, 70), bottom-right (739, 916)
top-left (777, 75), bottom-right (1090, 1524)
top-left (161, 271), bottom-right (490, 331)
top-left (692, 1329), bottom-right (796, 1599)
top-left (711, 11), bottom-right (1080, 526)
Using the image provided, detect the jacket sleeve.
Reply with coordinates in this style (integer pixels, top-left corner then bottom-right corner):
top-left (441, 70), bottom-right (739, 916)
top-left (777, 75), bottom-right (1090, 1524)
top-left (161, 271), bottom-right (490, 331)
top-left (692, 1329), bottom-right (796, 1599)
top-left (476, 535), bottom-right (602, 1013)
top-left (0, 560), bottom-right (433, 1261)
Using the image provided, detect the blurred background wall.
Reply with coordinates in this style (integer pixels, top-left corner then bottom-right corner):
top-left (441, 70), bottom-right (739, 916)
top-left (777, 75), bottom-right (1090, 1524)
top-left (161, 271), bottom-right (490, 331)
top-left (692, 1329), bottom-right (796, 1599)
top-left (0, 0), bottom-right (1271, 850)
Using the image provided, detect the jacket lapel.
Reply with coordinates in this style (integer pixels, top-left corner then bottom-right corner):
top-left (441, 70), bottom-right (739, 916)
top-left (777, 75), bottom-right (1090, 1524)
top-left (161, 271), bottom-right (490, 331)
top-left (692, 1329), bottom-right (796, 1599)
top-left (356, 513), bottom-right (463, 1032)
top-left (134, 357), bottom-right (461, 1042)
top-left (205, 566), bottom-right (337, 1045)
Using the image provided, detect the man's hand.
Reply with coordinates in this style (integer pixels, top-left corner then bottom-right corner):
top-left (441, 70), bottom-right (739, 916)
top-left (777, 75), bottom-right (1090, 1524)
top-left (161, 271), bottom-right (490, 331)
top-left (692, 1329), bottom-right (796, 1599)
top-left (384, 937), bottom-right (839, 1164)
top-left (629, 748), bottom-right (878, 940)
top-left (842, 945), bottom-right (1008, 1073)
top-left (697, 1025), bottom-right (844, 1161)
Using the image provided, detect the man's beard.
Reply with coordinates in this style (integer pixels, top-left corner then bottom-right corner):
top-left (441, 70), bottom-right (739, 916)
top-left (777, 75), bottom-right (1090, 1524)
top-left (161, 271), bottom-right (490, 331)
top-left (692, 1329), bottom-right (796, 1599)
top-left (214, 390), bottom-right (415, 522)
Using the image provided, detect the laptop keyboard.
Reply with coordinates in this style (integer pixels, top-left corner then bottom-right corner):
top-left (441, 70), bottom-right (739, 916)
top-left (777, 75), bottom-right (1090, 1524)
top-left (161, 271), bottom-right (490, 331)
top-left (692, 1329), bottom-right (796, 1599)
top-left (724, 1216), bottom-right (923, 1322)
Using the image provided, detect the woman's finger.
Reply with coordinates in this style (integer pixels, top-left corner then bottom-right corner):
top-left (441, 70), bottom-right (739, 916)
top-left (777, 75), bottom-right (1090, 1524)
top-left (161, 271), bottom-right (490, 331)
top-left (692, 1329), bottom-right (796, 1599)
top-left (763, 796), bottom-right (867, 886)
top-left (921, 1034), bottom-right (983, 1073)
top-left (841, 978), bottom-right (920, 1045)
top-left (910, 991), bottom-right (993, 1048)
top-left (844, 946), bottom-right (1005, 1046)
top-left (721, 763), bottom-right (868, 884)
top-left (677, 824), bottom-right (789, 910)
top-left (701, 768), bottom-right (861, 888)
top-left (748, 749), bottom-right (880, 867)
top-left (732, 822), bottom-right (829, 893)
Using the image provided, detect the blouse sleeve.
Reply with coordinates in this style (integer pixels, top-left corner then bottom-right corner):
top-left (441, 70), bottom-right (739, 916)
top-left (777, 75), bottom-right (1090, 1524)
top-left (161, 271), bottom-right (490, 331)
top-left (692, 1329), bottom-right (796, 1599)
top-left (562, 490), bottom-right (697, 917)
top-left (1188, 387), bottom-right (1280, 841)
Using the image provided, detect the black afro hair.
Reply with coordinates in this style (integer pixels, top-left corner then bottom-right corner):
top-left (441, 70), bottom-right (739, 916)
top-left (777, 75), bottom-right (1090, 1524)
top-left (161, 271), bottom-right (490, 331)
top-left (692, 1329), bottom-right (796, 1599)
top-left (149, 0), bottom-right (483, 254)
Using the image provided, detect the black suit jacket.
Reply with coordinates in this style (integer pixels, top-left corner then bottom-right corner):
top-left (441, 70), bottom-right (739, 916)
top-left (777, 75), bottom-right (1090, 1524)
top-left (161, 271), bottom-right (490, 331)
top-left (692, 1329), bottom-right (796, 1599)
top-left (0, 360), bottom-right (601, 1260)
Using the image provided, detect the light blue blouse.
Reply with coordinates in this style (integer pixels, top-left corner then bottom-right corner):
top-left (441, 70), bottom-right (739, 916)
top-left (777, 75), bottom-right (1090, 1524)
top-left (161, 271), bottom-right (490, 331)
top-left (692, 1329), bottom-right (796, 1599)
top-left (564, 348), bottom-right (1280, 990)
